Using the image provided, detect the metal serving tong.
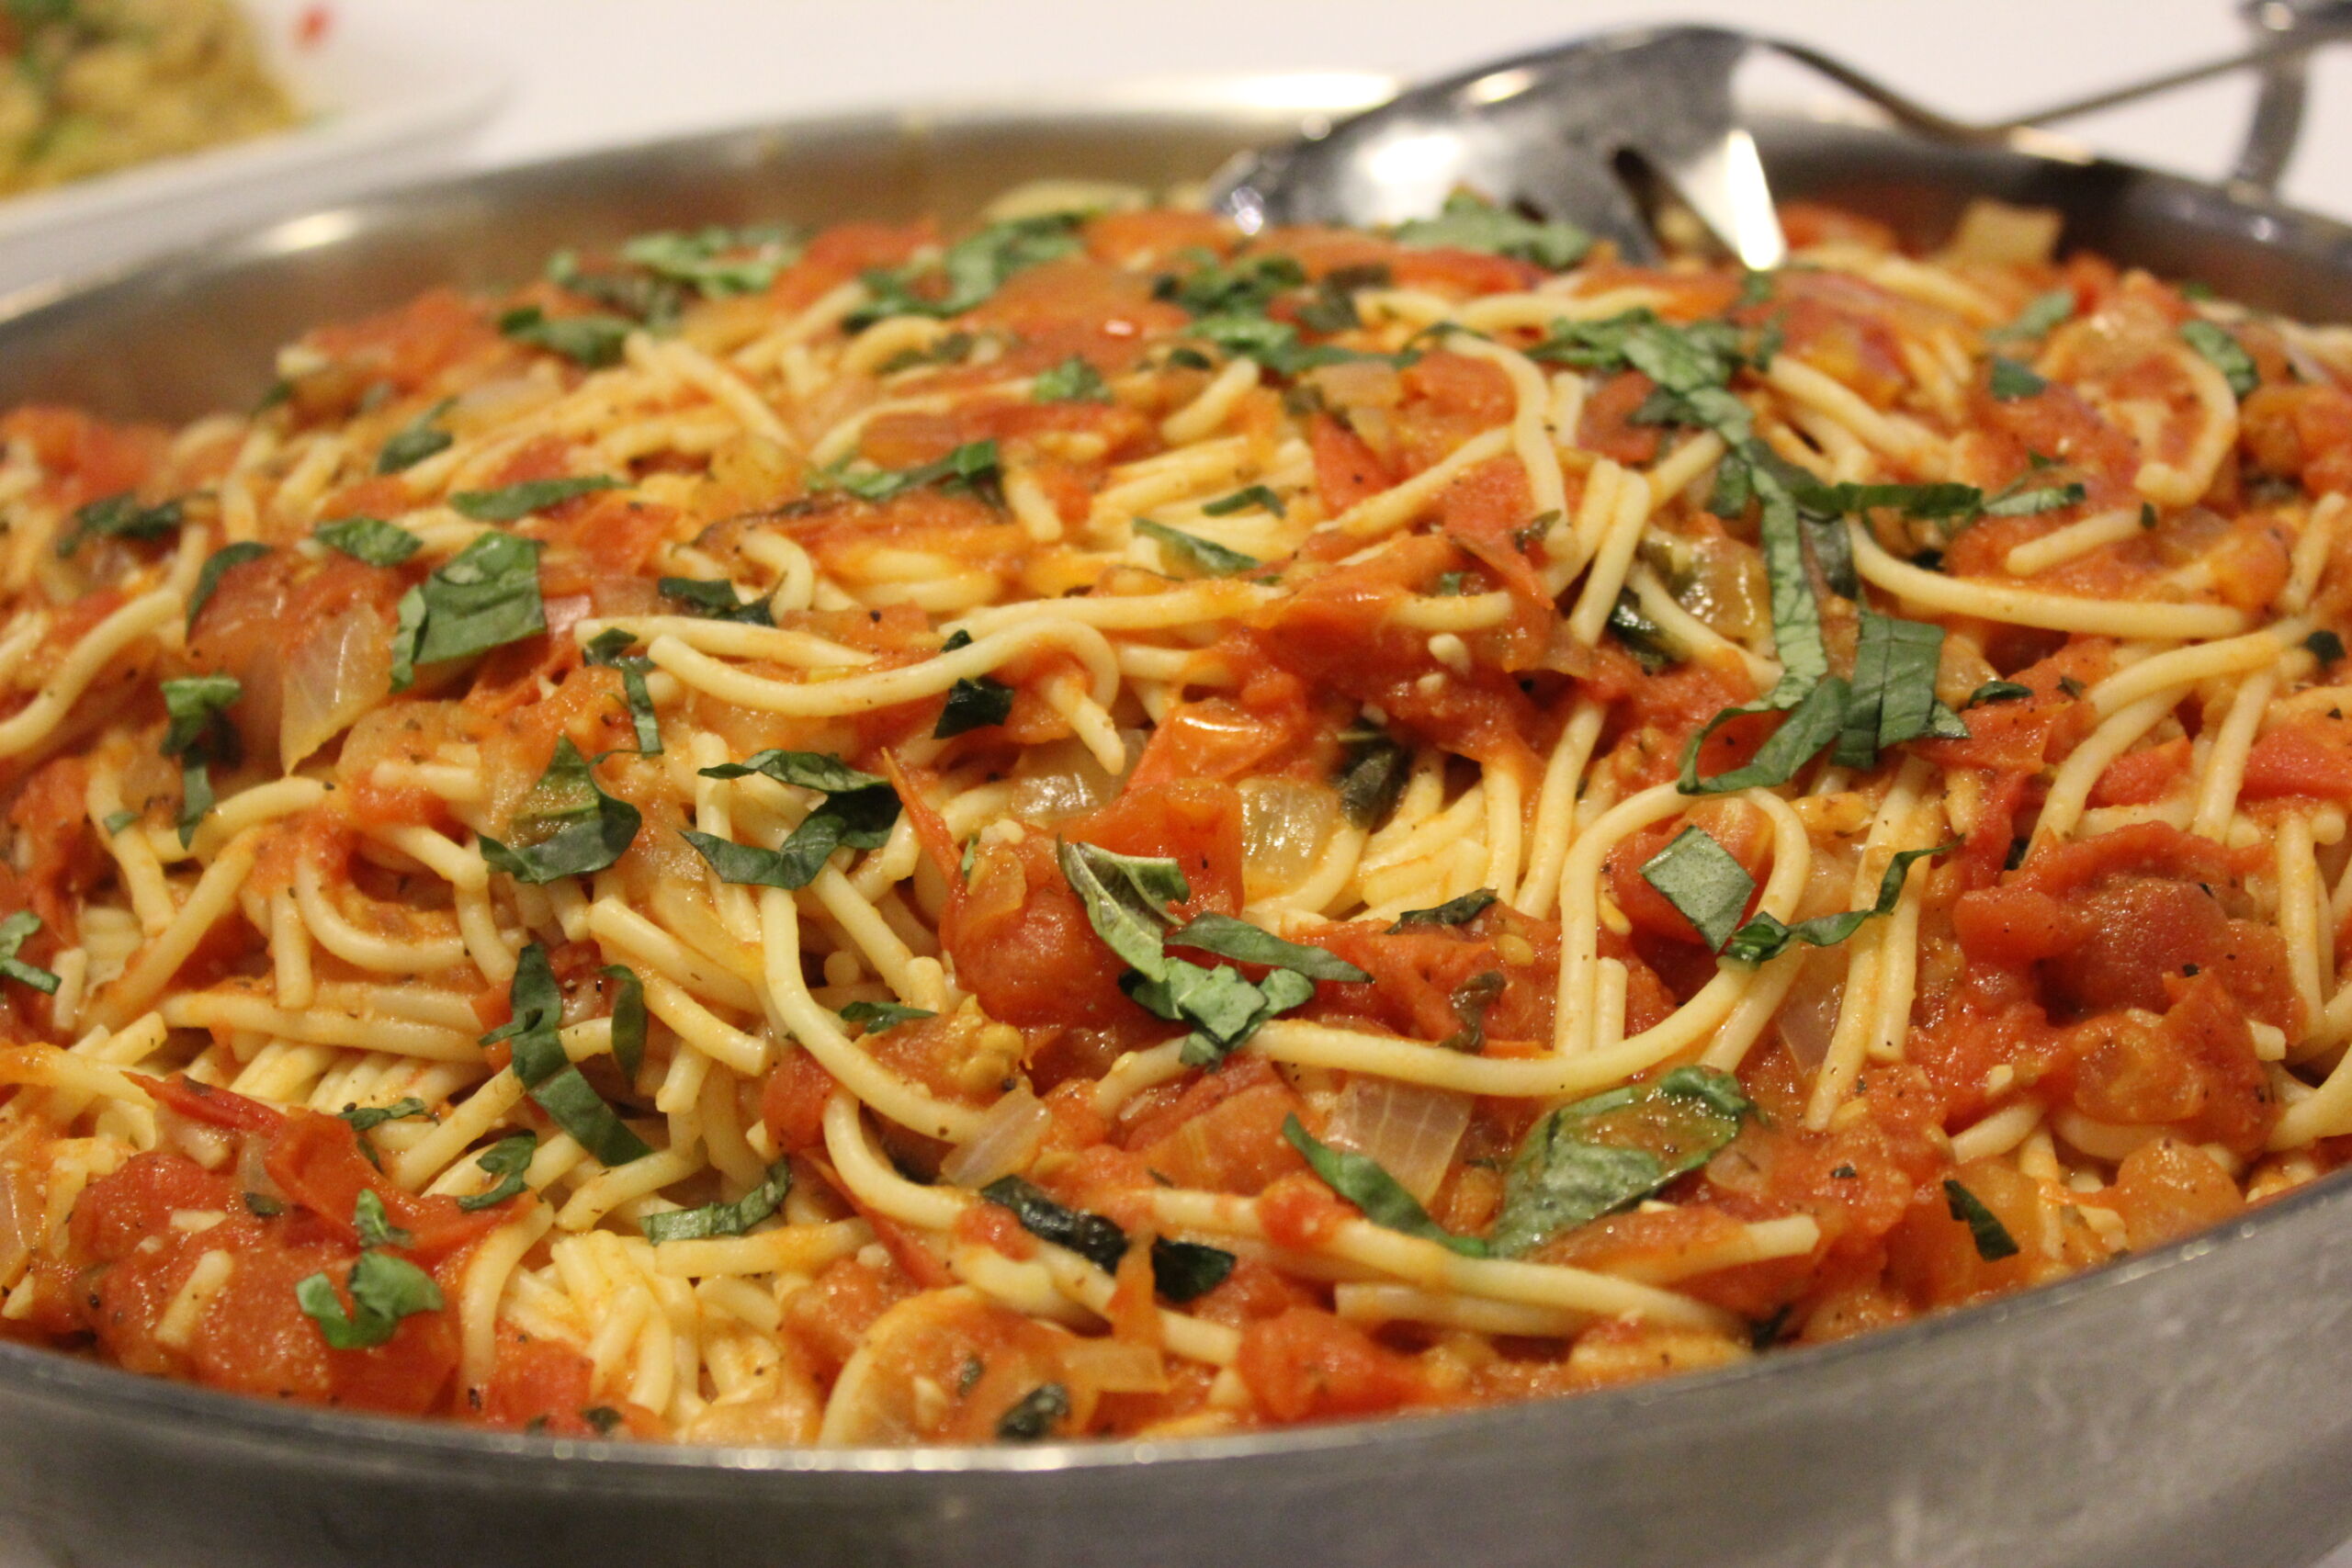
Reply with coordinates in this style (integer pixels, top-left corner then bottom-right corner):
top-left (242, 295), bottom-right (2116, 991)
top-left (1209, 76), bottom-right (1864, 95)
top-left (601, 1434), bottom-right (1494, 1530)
top-left (1207, 3), bottom-right (2352, 272)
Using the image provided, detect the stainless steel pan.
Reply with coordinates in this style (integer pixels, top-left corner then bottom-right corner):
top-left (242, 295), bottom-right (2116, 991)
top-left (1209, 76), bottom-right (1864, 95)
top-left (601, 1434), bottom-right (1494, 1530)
top-left (2, 76), bottom-right (2350, 1568)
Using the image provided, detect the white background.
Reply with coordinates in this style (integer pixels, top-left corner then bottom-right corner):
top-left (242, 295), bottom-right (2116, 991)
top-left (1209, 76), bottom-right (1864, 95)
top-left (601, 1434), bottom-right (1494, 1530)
top-left (268, 4), bottom-right (2352, 1563)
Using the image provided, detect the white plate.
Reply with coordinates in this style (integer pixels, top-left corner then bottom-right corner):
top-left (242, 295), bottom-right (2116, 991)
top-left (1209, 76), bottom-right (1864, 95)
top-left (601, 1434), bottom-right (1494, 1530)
top-left (0, 0), bottom-right (507, 304)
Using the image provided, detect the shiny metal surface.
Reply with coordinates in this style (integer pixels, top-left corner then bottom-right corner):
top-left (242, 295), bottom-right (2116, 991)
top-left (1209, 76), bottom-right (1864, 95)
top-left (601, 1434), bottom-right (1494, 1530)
top-left (2, 84), bottom-right (2352, 1568)
top-left (1203, 11), bottom-right (2352, 269)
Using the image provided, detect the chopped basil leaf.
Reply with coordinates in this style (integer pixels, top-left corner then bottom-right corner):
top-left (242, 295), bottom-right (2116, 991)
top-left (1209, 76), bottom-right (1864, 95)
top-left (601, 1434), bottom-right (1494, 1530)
top-left (1788, 477), bottom-right (1986, 530)
top-left (56, 492), bottom-right (181, 558)
top-left (1283, 1115), bottom-right (1488, 1256)
top-left (839, 999), bottom-right (936, 1033)
top-left (815, 439), bottom-right (1002, 507)
top-left (581, 1405), bottom-right (626, 1436)
top-left (448, 475), bottom-right (622, 523)
top-left (295, 1249), bottom-right (444, 1350)
top-left (1203, 484), bottom-right (1285, 518)
top-left (483, 943), bottom-right (651, 1167)
top-left (479, 738), bottom-right (641, 885)
top-left (1335, 733), bottom-right (1409, 829)
top-left (995, 1382), bottom-right (1070, 1441)
top-left (642, 1159), bottom-right (791, 1244)
top-left (0, 910), bottom-right (59, 995)
top-left (1392, 192), bottom-right (1589, 268)
top-left (1638, 826), bottom-right (1755, 953)
top-left (692, 749), bottom-right (900, 886)
top-left (1528, 310), bottom-right (1743, 398)
top-left (1295, 271), bottom-right (1367, 333)
top-left (1191, 311), bottom-right (1411, 378)
top-left (1943, 1178), bottom-right (2021, 1260)
top-left (243, 1191), bottom-right (286, 1218)
top-left (619, 222), bottom-right (802, 298)
top-left (1057, 840), bottom-right (1187, 980)
top-left (697, 749), bottom-right (886, 794)
top-left (187, 541), bottom-right (269, 631)
top-left (1986, 355), bottom-right (2048, 400)
top-left (876, 330), bottom-right (978, 374)
top-left (1679, 674), bottom-right (1852, 796)
top-left (376, 400), bottom-right (455, 474)
top-left (352, 1189), bottom-right (412, 1250)
top-left (1835, 611), bottom-right (1968, 770)
top-left (1388, 888), bottom-right (1498, 931)
top-left (658, 575), bottom-right (775, 626)
top-left (1605, 589), bottom-right (1680, 672)
top-left (1660, 1063), bottom-right (1756, 1120)
top-left (1166, 911), bottom-right (1368, 982)
top-left (100, 810), bottom-right (137, 835)
top-left (603, 964), bottom-right (647, 1080)
top-left (582, 627), bottom-right (662, 755)
top-left (1968, 680), bottom-right (2034, 706)
top-left (1156, 250), bottom-right (1305, 318)
top-left (314, 515), bottom-right (422, 566)
top-left (548, 251), bottom-right (684, 329)
top-left (2307, 630), bottom-right (2346, 665)
top-left (1988, 288), bottom-right (2075, 343)
top-left (501, 305), bottom-right (632, 368)
top-left (2181, 320), bottom-right (2259, 398)
top-left (981, 1175), bottom-right (1127, 1273)
top-left (855, 213), bottom-right (1084, 327)
top-left (1755, 464), bottom-right (1828, 699)
top-left (1723, 840), bottom-right (1955, 965)
top-left (934, 675), bottom-right (1015, 738)
top-left (390, 530), bottom-right (546, 690)
top-left (339, 1097), bottom-right (430, 1137)
top-left (1149, 1237), bottom-right (1236, 1302)
top-left (1125, 957), bottom-right (1316, 1067)
top-left (456, 1132), bottom-right (537, 1211)
top-left (1437, 968), bottom-right (1507, 1053)
top-left (1487, 1067), bottom-right (1753, 1255)
top-left (159, 674), bottom-right (240, 847)
top-left (1032, 355), bottom-right (1111, 403)
top-left (1983, 479), bottom-right (2087, 518)
top-left (1133, 519), bottom-right (1261, 577)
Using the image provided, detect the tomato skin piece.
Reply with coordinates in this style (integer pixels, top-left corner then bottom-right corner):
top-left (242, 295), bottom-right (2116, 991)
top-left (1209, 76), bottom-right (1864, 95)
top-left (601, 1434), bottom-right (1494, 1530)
top-left (1951, 886), bottom-right (2086, 967)
top-left (1308, 412), bottom-right (1395, 516)
top-left (2059, 973), bottom-right (2277, 1156)
top-left (2089, 738), bottom-right (2192, 808)
top-left (143, 1073), bottom-right (284, 1134)
top-left (1126, 1063), bottom-right (1309, 1195)
top-left (760, 1046), bottom-right (838, 1154)
top-left (2241, 716), bottom-right (2352, 802)
top-left (474, 1329), bottom-right (652, 1437)
top-left (1577, 371), bottom-right (1665, 466)
top-left (1236, 1307), bottom-right (1422, 1423)
top-left (941, 782), bottom-right (1244, 1034)
top-left (57, 1148), bottom-right (468, 1416)
top-left (263, 1111), bottom-right (504, 1262)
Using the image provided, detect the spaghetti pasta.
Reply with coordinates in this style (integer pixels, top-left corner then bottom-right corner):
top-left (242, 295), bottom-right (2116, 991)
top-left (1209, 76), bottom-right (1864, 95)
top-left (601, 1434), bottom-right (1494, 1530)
top-left (0, 190), bottom-right (2343, 1450)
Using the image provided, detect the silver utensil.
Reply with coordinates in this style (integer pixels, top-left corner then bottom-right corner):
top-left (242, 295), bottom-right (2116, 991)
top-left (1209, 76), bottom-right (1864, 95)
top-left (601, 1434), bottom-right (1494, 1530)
top-left (1208, 5), bottom-right (2352, 271)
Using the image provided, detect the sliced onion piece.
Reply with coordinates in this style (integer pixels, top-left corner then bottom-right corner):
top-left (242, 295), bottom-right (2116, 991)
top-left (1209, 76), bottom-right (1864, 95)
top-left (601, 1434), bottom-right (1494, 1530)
top-left (1323, 1077), bottom-right (1471, 1205)
top-left (1008, 734), bottom-right (1135, 821)
top-left (279, 605), bottom-right (391, 771)
top-left (1062, 1336), bottom-right (1169, 1395)
top-left (1239, 776), bottom-right (1339, 899)
top-left (939, 1084), bottom-right (1050, 1190)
